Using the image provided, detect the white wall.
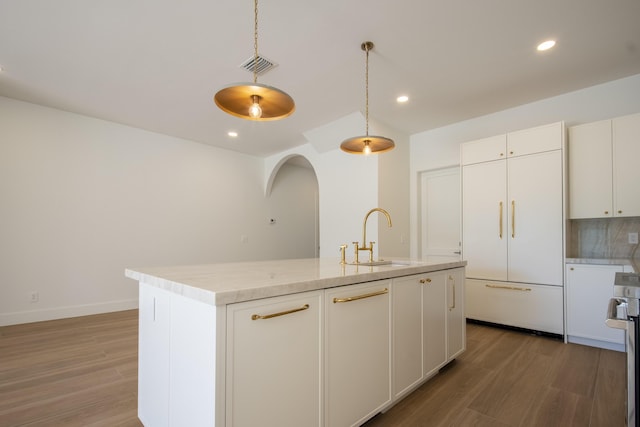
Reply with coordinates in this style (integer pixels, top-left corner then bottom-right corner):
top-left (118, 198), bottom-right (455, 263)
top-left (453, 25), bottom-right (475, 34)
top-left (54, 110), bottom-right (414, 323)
top-left (265, 115), bottom-right (411, 261)
top-left (265, 143), bottom-right (378, 260)
top-left (376, 118), bottom-right (410, 258)
top-left (408, 73), bottom-right (640, 257)
top-left (0, 97), bottom-right (314, 325)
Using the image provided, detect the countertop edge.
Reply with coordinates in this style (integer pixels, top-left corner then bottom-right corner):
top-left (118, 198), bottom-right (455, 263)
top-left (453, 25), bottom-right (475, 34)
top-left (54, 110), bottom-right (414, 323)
top-left (125, 259), bottom-right (467, 306)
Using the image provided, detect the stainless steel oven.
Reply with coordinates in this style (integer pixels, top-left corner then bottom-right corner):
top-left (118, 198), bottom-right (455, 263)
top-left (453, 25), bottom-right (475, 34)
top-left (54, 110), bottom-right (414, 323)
top-left (607, 272), bottom-right (640, 427)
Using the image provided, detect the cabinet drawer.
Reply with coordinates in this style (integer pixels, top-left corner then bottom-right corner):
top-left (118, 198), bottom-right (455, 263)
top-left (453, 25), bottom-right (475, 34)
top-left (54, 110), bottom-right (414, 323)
top-left (465, 279), bottom-right (563, 334)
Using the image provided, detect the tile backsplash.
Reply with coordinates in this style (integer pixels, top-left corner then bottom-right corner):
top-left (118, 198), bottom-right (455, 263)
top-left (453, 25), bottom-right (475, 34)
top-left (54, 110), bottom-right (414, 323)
top-left (568, 217), bottom-right (640, 259)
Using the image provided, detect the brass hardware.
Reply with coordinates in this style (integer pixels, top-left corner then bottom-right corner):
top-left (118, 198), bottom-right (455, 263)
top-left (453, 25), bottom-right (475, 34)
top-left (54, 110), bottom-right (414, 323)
top-left (419, 278), bottom-right (432, 284)
top-left (352, 208), bottom-right (392, 264)
top-left (604, 211), bottom-right (609, 215)
top-left (448, 275), bottom-right (456, 310)
top-left (570, 267), bottom-right (574, 271)
top-left (511, 200), bottom-right (515, 238)
top-left (499, 201), bottom-right (503, 239)
top-left (618, 210), bottom-right (623, 214)
top-left (510, 151), bottom-right (514, 155)
top-left (333, 288), bottom-right (388, 303)
top-left (251, 304), bottom-right (310, 320)
top-left (486, 284), bottom-right (531, 292)
top-left (339, 244), bottom-right (348, 265)
top-left (500, 153), bottom-right (504, 157)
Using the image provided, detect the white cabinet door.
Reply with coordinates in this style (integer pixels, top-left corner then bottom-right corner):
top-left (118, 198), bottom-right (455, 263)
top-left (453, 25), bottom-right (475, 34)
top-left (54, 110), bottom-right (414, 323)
top-left (392, 274), bottom-right (425, 399)
top-left (507, 151), bottom-right (564, 286)
top-left (326, 280), bottom-right (391, 427)
top-left (226, 291), bottom-right (323, 427)
top-left (613, 113), bottom-right (640, 217)
top-left (568, 113), bottom-right (640, 219)
top-left (566, 264), bottom-right (625, 349)
top-left (423, 271), bottom-right (447, 377)
top-left (462, 159), bottom-right (508, 280)
top-left (460, 134), bottom-right (507, 165)
top-left (568, 120), bottom-right (613, 218)
top-left (447, 269), bottom-right (465, 360)
top-left (507, 122), bottom-right (563, 157)
top-left (138, 283), bottom-right (171, 427)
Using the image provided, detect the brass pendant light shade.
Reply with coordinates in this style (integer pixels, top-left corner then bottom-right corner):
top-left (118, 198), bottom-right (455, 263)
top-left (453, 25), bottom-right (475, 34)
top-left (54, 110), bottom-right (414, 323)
top-left (340, 41), bottom-right (395, 155)
top-left (215, 83), bottom-right (294, 121)
top-left (214, 0), bottom-right (294, 121)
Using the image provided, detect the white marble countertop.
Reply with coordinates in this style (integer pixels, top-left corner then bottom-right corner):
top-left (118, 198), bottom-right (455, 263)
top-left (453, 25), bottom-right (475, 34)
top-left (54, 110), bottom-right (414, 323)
top-left (126, 258), bottom-right (466, 306)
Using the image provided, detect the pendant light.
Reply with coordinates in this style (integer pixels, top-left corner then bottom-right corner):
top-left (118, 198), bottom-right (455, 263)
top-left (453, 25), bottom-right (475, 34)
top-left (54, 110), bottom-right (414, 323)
top-left (340, 41), bottom-right (395, 155)
top-left (214, 0), bottom-right (294, 121)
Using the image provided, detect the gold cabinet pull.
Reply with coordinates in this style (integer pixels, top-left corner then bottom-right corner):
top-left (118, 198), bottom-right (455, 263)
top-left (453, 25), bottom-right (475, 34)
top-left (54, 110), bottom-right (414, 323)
top-left (333, 288), bottom-right (388, 303)
top-left (251, 304), bottom-right (310, 320)
top-left (448, 275), bottom-right (456, 310)
top-left (485, 284), bottom-right (531, 292)
top-left (511, 200), bottom-right (515, 238)
top-left (419, 278), bottom-right (432, 284)
top-left (499, 201), bottom-right (503, 239)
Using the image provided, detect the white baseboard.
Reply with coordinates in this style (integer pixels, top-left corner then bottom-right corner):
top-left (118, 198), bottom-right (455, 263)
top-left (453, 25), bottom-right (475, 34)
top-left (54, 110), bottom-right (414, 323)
top-left (0, 299), bottom-right (139, 326)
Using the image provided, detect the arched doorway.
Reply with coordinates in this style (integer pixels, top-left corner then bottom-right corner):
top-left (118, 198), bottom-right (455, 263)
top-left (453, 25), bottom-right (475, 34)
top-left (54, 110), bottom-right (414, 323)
top-left (266, 155), bottom-right (319, 258)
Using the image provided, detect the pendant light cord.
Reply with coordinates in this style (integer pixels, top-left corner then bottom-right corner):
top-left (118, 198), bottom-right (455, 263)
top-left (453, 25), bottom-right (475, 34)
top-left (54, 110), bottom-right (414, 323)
top-left (364, 43), bottom-right (369, 137)
top-left (253, 0), bottom-right (259, 84)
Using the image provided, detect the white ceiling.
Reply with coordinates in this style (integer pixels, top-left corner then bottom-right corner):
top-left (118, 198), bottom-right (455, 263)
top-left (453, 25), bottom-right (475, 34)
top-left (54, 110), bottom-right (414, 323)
top-left (1, 0), bottom-right (639, 157)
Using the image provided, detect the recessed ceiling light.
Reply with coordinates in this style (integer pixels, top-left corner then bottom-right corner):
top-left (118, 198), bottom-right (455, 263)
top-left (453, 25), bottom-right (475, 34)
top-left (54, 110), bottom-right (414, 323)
top-left (227, 131), bottom-right (238, 138)
top-left (397, 95), bottom-right (409, 103)
top-left (537, 40), bottom-right (556, 51)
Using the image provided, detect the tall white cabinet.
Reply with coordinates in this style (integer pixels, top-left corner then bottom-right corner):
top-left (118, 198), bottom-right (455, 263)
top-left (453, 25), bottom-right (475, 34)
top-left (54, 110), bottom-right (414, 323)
top-left (568, 112), bottom-right (640, 219)
top-left (461, 122), bottom-right (565, 335)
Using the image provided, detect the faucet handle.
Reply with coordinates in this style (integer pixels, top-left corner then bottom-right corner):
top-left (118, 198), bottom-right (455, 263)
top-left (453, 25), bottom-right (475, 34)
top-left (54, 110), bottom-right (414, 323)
top-left (339, 244), bottom-right (348, 264)
top-left (369, 241), bottom-right (375, 262)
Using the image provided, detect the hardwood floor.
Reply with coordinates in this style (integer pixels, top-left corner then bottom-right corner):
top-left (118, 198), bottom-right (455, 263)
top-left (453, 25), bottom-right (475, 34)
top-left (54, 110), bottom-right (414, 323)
top-left (0, 310), bottom-right (142, 426)
top-left (0, 311), bottom-right (627, 426)
top-left (365, 323), bottom-right (627, 427)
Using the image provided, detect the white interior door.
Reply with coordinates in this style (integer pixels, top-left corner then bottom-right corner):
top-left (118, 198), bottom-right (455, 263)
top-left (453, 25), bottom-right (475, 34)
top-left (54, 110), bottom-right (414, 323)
top-left (420, 167), bottom-right (461, 261)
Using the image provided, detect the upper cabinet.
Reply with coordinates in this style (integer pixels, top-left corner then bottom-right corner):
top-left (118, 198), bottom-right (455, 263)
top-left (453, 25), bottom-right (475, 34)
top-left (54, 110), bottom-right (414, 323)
top-left (568, 112), bottom-right (640, 219)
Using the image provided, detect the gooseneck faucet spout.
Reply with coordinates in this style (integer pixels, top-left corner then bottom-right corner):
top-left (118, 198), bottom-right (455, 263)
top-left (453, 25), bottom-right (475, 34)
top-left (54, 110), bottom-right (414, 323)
top-left (362, 208), bottom-right (392, 248)
top-left (353, 208), bottom-right (393, 263)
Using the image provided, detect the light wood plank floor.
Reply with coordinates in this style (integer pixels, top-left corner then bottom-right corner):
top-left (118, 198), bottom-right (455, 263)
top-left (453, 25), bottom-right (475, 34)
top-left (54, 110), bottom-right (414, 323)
top-left (0, 311), bottom-right (627, 426)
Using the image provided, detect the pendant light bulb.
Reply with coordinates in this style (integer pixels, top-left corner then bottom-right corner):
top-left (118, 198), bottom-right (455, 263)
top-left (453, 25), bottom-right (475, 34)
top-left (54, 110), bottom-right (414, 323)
top-left (248, 95), bottom-right (263, 119)
top-left (363, 140), bottom-right (372, 155)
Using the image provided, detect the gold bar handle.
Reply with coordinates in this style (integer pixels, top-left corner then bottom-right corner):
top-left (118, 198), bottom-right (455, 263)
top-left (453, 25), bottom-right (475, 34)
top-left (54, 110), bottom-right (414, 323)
top-left (333, 288), bottom-right (389, 303)
top-left (419, 278), bottom-right (432, 284)
top-left (486, 284), bottom-right (531, 292)
top-left (499, 201), bottom-right (503, 239)
top-left (511, 200), bottom-right (515, 238)
top-left (448, 275), bottom-right (456, 310)
top-left (251, 304), bottom-right (310, 320)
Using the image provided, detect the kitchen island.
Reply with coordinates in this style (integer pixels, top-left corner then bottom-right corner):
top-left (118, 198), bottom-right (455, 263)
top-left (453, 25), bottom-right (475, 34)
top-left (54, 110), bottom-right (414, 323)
top-left (126, 257), bottom-right (466, 427)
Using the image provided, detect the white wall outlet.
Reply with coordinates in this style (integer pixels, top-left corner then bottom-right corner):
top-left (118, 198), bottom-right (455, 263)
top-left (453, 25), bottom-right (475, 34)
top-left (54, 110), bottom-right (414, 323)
top-left (29, 291), bottom-right (39, 303)
top-left (629, 232), bottom-right (639, 245)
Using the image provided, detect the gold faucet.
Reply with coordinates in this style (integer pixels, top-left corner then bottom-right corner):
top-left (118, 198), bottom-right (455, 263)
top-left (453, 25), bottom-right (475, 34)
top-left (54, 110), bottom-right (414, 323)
top-left (353, 208), bottom-right (393, 263)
